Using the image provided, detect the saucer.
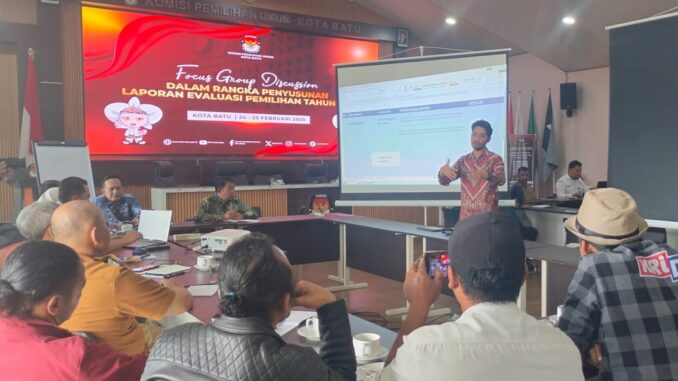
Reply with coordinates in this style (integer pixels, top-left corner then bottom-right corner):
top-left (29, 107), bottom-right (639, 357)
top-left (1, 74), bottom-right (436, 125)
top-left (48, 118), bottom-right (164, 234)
top-left (356, 346), bottom-right (388, 365)
top-left (193, 265), bottom-right (212, 271)
top-left (357, 362), bottom-right (384, 381)
top-left (297, 326), bottom-right (320, 341)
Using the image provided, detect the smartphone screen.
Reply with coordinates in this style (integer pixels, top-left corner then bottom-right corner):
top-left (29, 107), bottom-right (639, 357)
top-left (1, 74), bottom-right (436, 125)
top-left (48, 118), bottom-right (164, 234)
top-left (425, 251), bottom-right (450, 277)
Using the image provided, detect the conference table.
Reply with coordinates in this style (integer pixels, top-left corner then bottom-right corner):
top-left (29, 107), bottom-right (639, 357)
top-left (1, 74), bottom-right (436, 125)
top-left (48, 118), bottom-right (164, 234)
top-left (117, 242), bottom-right (396, 350)
top-left (167, 213), bottom-right (579, 317)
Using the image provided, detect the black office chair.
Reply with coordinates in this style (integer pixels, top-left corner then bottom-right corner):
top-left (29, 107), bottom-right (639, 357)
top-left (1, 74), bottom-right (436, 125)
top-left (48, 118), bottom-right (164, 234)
top-left (303, 163), bottom-right (328, 183)
top-left (564, 218), bottom-right (579, 246)
top-left (253, 161), bottom-right (283, 185)
top-left (643, 227), bottom-right (667, 244)
top-left (251, 206), bottom-right (262, 218)
top-left (215, 161), bottom-right (248, 185)
top-left (499, 206), bottom-right (537, 241)
top-left (441, 207), bottom-right (460, 228)
top-left (152, 161), bottom-right (177, 187)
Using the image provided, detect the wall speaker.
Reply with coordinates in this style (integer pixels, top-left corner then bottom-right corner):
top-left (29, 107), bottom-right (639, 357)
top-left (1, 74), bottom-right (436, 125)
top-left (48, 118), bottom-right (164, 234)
top-left (560, 82), bottom-right (577, 117)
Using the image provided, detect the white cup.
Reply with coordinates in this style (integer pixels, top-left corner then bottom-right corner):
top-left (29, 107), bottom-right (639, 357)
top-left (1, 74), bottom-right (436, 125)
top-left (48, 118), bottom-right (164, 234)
top-left (196, 255), bottom-right (214, 270)
top-left (353, 333), bottom-right (381, 358)
top-left (305, 317), bottom-right (320, 337)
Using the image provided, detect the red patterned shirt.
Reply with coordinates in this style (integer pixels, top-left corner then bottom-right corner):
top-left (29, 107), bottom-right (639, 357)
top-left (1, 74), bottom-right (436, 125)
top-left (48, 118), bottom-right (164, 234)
top-left (439, 149), bottom-right (506, 220)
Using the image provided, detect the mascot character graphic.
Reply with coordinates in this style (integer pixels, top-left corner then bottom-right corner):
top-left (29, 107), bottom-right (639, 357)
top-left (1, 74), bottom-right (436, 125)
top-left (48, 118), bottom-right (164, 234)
top-left (104, 97), bottom-right (163, 145)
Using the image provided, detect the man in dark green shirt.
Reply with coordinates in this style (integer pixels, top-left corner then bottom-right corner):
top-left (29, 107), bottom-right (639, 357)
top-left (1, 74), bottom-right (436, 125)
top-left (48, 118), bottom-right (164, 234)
top-left (194, 178), bottom-right (258, 223)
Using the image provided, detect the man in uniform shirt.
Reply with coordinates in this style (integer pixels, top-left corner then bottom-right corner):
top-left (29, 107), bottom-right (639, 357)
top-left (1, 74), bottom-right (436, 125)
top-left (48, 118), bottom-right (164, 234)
top-left (555, 160), bottom-right (589, 198)
top-left (194, 178), bottom-right (258, 223)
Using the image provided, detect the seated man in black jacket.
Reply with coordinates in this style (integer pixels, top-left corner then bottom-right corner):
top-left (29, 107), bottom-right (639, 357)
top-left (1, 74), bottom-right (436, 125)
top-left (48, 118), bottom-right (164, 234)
top-left (142, 232), bottom-right (356, 381)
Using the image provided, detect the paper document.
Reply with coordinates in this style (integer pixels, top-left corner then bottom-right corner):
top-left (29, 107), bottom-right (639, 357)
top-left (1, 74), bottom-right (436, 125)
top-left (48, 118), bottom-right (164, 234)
top-left (187, 284), bottom-right (218, 297)
top-left (275, 310), bottom-right (317, 336)
top-left (142, 264), bottom-right (191, 277)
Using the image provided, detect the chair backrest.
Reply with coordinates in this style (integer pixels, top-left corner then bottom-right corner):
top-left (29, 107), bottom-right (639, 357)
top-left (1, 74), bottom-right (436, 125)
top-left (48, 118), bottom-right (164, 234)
top-left (253, 161), bottom-right (282, 185)
top-left (643, 227), bottom-right (667, 244)
top-left (153, 161), bottom-right (177, 187)
top-left (250, 206), bottom-right (262, 218)
top-left (215, 161), bottom-right (248, 185)
top-left (303, 163), bottom-right (327, 183)
top-left (564, 218), bottom-right (579, 246)
top-left (441, 207), bottom-right (460, 228)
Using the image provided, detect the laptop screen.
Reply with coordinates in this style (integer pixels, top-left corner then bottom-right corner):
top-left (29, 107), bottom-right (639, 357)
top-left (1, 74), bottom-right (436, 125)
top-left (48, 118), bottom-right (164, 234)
top-left (137, 210), bottom-right (172, 241)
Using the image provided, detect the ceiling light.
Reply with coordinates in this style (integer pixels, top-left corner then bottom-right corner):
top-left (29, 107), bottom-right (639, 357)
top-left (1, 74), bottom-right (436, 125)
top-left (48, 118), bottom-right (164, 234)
top-left (445, 17), bottom-right (457, 25)
top-left (562, 16), bottom-right (576, 25)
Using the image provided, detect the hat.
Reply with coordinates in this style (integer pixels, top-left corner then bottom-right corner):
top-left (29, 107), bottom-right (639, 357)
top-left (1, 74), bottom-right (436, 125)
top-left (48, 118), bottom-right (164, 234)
top-left (447, 212), bottom-right (525, 282)
top-left (564, 188), bottom-right (648, 246)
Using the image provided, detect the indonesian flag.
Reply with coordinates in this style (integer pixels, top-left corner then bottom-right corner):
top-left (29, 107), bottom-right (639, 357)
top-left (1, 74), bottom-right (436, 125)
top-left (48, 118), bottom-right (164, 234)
top-left (18, 49), bottom-right (43, 166)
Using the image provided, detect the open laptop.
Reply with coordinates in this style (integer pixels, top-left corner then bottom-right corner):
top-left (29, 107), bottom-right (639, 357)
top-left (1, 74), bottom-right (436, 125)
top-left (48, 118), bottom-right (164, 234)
top-left (124, 209), bottom-right (173, 249)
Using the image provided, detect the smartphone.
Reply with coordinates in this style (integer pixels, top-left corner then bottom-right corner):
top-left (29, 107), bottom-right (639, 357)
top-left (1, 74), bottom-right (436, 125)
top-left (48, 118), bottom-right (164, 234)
top-left (424, 251), bottom-right (450, 278)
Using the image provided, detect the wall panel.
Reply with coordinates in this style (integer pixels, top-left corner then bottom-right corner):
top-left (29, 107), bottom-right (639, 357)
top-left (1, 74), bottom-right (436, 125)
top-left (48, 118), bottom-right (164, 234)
top-left (0, 43), bottom-right (20, 220)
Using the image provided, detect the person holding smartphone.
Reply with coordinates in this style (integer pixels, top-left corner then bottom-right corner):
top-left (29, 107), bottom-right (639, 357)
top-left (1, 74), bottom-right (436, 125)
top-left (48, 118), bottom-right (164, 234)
top-left (381, 212), bottom-right (583, 381)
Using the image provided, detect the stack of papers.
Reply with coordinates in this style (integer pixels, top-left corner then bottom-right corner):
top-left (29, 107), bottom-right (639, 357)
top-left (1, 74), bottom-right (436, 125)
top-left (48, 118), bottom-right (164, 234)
top-left (187, 284), bottom-right (218, 297)
top-left (275, 310), bottom-right (316, 336)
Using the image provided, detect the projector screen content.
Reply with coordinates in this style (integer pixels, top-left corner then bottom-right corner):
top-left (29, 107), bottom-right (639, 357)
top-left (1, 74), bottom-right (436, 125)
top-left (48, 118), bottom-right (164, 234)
top-left (337, 52), bottom-right (508, 197)
top-left (81, 6), bottom-right (379, 156)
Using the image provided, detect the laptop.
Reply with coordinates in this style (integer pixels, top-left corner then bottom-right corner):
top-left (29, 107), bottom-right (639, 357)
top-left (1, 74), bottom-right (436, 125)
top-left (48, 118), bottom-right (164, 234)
top-left (124, 209), bottom-right (173, 248)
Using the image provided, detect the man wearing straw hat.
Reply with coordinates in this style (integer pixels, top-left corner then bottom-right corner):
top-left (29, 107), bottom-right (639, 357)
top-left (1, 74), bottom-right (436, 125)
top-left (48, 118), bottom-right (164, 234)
top-left (558, 188), bottom-right (678, 380)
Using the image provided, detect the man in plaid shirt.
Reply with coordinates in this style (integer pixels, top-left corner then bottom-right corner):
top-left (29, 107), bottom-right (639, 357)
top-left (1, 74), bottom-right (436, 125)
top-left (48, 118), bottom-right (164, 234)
top-left (557, 188), bottom-right (678, 381)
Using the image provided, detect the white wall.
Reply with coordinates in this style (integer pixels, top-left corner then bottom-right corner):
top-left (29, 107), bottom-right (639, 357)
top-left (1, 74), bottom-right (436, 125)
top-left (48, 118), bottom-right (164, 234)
top-left (508, 53), bottom-right (610, 195)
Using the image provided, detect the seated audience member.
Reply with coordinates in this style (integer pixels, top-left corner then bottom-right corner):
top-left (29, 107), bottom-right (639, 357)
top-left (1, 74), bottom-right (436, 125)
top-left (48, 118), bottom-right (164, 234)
top-left (0, 224), bottom-right (24, 269)
top-left (142, 232), bottom-right (356, 381)
top-left (0, 241), bottom-right (146, 380)
top-left (58, 176), bottom-right (91, 203)
top-left (37, 180), bottom-right (60, 203)
top-left (555, 160), bottom-right (590, 198)
top-left (94, 175), bottom-right (142, 228)
top-left (381, 212), bottom-right (583, 381)
top-left (53, 201), bottom-right (193, 355)
top-left (507, 166), bottom-right (539, 243)
top-left (558, 189), bottom-right (678, 380)
top-left (510, 166), bottom-right (537, 206)
top-left (14, 200), bottom-right (141, 254)
top-left (15, 201), bottom-right (58, 241)
top-left (194, 178), bottom-right (258, 223)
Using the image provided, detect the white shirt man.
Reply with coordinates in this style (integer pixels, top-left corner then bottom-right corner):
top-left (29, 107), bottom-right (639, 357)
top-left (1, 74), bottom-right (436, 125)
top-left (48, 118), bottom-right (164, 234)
top-left (380, 212), bottom-right (583, 381)
top-left (556, 160), bottom-right (590, 198)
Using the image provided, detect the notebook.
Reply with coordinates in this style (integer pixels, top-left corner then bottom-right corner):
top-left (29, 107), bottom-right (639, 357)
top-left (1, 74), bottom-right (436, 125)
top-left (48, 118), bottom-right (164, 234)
top-left (125, 210), bottom-right (173, 248)
top-left (141, 264), bottom-right (191, 278)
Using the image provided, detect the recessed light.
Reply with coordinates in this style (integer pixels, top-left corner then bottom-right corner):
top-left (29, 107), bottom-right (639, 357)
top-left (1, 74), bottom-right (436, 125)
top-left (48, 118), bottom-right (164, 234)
top-left (445, 17), bottom-right (457, 25)
top-left (562, 16), bottom-right (576, 25)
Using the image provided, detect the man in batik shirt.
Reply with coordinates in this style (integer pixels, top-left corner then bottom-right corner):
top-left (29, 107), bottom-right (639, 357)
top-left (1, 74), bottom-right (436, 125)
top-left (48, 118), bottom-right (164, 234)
top-left (94, 175), bottom-right (142, 228)
top-left (438, 120), bottom-right (506, 221)
top-left (194, 178), bottom-right (258, 223)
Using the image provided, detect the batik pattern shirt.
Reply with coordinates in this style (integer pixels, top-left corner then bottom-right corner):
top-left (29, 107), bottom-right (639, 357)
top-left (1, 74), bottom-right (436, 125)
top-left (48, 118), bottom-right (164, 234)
top-left (439, 149), bottom-right (506, 220)
top-left (194, 194), bottom-right (257, 223)
top-left (557, 240), bottom-right (678, 381)
top-left (94, 195), bottom-right (142, 228)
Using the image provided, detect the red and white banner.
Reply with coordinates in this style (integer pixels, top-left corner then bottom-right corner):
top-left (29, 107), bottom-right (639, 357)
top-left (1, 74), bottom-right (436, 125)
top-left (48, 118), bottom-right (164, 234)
top-left (18, 48), bottom-right (43, 166)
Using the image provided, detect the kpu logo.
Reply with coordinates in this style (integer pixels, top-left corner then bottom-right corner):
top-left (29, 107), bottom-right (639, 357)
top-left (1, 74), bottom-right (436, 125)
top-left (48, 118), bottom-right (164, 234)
top-left (241, 35), bottom-right (261, 54)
